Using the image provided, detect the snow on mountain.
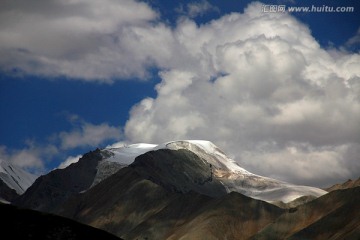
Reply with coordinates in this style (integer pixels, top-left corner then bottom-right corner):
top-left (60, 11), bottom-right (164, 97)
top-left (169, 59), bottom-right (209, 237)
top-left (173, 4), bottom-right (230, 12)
top-left (0, 159), bottom-right (37, 195)
top-left (163, 140), bottom-right (252, 174)
top-left (104, 143), bottom-right (157, 165)
top-left (90, 143), bottom-right (157, 187)
top-left (163, 140), bottom-right (327, 203)
top-left (92, 140), bottom-right (326, 203)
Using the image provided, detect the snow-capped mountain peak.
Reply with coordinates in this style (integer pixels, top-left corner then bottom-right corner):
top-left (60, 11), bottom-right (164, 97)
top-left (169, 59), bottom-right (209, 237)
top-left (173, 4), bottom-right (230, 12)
top-left (163, 140), bottom-right (252, 175)
top-left (89, 143), bottom-right (157, 187)
top-left (157, 140), bottom-right (326, 203)
top-left (94, 140), bottom-right (326, 203)
top-left (53, 140), bottom-right (325, 203)
top-left (99, 140), bottom-right (250, 179)
top-left (104, 143), bottom-right (157, 165)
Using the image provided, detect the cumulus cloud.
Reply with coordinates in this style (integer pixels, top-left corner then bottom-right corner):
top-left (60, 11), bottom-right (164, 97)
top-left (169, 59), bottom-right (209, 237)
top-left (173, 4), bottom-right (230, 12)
top-left (0, 0), bottom-right (224, 82)
top-left (241, 143), bottom-right (360, 187)
top-left (176, 0), bottom-right (220, 18)
top-left (1, 0), bottom-right (359, 187)
top-left (0, 0), bottom-right (158, 80)
top-left (106, 141), bottom-right (127, 149)
top-left (57, 155), bottom-right (82, 169)
top-left (124, 2), bottom-right (360, 187)
top-left (346, 27), bottom-right (360, 51)
top-left (59, 122), bottom-right (121, 149)
top-left (0, 118), bottom-right (121, 171)
top-left (0, 142), bottom-right (57, 173)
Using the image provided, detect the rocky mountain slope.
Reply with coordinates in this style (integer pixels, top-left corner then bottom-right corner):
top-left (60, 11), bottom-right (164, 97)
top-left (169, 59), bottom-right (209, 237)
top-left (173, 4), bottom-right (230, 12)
top-left (56, 165), bottom-right (284, 240)
top-left (251, 186), bottom-right (360, 240)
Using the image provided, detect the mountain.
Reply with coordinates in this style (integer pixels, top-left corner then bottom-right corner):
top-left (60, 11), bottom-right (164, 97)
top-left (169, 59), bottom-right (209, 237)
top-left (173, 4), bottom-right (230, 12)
top-left (14, 140), bottom-right (326, 212)
top-left (13, 148), bottom-right (104, 212)
top-left (13, 140), bottom-right (326, 212)
top-left (0, 202), bottom-right (122, 240)
top-left (91, 143), bottom-right (156, 187)
top-left (56, 164), bottom-right (284, 240)
top-left (57, 147), bottom-right (357, 239)
top-left (325, 177), bottom-right (360, 192)
top-left (92, 140), bottom-right (327, 203)
top-left (251, 186), bottom-right (360, 240)
top-left (155, 141), bottom-right (326, 203)
top-left (11, 140), bottom-right (358, 239)
top-left (0, 159), bottom-right (37, 202)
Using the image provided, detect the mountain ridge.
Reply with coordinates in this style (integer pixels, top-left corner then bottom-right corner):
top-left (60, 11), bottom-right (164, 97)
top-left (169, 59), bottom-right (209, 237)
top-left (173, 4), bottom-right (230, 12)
top-left (325, 177), bottom-right (360, 192)
top-left (13, 148), bottom-right (103, 212)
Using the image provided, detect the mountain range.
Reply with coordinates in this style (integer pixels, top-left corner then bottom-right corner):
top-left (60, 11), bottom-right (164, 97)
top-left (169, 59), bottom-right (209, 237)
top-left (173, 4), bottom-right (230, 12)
top-left (2, 140), bottom-right (359, 239)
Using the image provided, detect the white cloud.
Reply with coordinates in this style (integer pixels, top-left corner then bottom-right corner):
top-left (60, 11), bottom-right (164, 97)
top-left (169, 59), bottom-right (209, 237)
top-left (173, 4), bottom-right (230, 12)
top-left (2, 148), bottom-right (43, 170)
top-left (0, 0), bottom-right (158, 81)
top-left (0, 119), bottom-right (121, 172)
top-left (1, 0), bottom-right (359, 187)
top-left (59, 122), bottom-right (121, 149)
top-left (240, 143), bottom-right (359, 187)
top-left (124, 2), bottom-right (360, 187)
top-left (346, 27), bottom-right (360, 50)
top-left (106, 141), bottom-right (127, 149)
top-left (57, 155), bottom-right (82, 169)
top-left (176, 0), bottom-right (220, 18)
top-left (0, 143), bottom-right (57, 173)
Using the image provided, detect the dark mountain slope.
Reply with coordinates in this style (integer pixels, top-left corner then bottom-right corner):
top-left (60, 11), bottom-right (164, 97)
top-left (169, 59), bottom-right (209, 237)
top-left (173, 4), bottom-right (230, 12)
top-left (131, 148), bottom-right (228, 197)
top-left (288, 187), bottom-right (360, 240)
top-left (251, 186), bottom-right (360, 240)
top-left (57, 166), bottom-right (212, 239)
top-left (0, 202), bottom-right (122, 240)
top-left (163, 191), bottom-right (284, 240)
top-left (0, 178), bottom-right (19, 202)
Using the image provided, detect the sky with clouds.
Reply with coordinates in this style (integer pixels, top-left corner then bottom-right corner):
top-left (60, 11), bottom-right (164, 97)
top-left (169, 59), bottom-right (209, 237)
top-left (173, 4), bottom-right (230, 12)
top-left (0, 0), bottom-right (359, 187)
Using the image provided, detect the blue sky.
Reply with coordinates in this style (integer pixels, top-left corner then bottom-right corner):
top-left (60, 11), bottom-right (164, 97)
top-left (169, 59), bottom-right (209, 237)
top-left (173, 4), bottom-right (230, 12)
top-left (0, 0), bottom-right (359, 187)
